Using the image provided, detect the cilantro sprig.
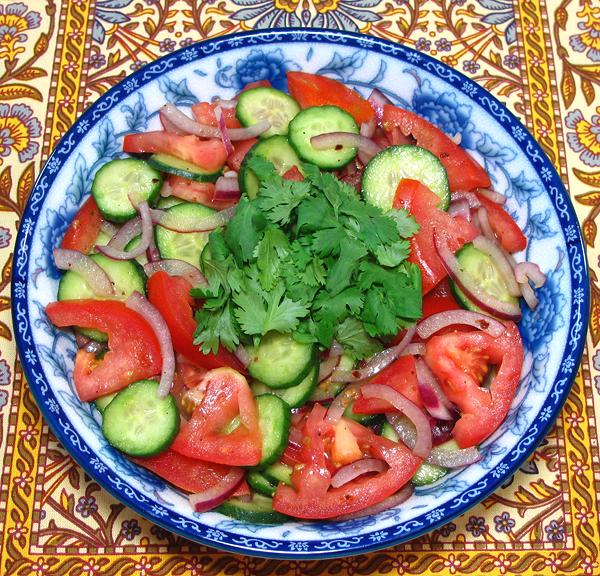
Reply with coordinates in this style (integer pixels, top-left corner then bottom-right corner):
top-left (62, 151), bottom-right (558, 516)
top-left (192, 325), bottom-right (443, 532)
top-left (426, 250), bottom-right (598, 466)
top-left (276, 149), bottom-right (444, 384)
top-left (192, 158), bottom-right (422, 360)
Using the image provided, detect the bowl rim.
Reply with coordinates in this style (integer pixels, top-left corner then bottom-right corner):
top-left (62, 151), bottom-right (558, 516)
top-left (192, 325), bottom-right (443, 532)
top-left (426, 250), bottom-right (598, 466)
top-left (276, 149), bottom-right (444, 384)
top-left (11, 27), bottom-right (590, 559)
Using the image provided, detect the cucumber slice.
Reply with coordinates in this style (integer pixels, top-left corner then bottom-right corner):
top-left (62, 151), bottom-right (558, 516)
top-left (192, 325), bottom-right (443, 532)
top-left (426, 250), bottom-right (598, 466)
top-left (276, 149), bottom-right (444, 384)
top-left (155, 202), bottom-right (214, 267)
top-left (251, 363), bottom-right (318, 408)
top-left (148, 153), bottom-right (222, 183)
top-left (157, 195), bottom-right (185, 209)
top-left (91, 158), bottom-right (162, 223)
top-left (309, 354), bottom-right (354, 402)
top-left (94, 392), bottom-right (116, 414)
top-left (236, 87), bottom-right (300, 138)
top-left (217, 493), bottom-right (289, 524)
top-left (262, 462), bottom-right (292, 486)
top-left (289, 105), bottom-right (359, 169)
top-left (362, 145), bottom-right (450, 211)
top-left (57, 253), bottom-right (146, 342)
top-left (450, 243), bottom-right (519, 313)
top-left (255, 394), bottom-right (291, 467)
top-left (248, 331), bottom-right (315, 389)
top-left (239, 135), bottom-right (302, 199)
top-left (102, 380), bottom-right (179, 457)
top-left (247, 471), bottom-right (277, 497)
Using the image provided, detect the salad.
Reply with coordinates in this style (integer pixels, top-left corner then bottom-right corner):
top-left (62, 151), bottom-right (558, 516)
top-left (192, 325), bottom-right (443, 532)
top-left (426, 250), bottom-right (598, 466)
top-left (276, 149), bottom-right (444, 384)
top-left (45, 72), bottom-right (547, 523)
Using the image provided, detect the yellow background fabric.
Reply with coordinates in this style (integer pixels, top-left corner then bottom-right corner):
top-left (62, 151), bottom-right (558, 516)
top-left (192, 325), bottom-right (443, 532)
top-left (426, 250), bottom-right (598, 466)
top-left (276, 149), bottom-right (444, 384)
top-left (1, 0), bottom-right (599, 574)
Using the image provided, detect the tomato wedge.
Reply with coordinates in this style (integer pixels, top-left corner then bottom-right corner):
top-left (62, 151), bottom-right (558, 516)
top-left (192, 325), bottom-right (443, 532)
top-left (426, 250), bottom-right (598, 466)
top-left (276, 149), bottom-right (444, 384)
top-left (45, 300), bottom-right (162, 402)
top-left (353, 355), bottom-right (422, 414)
top-left (287, 71), bottom-right (375, 125)
top-left (273, 404), bottom-right (421, 519)
top-left (394, 178), bottom-right (478, 294)
top-left (422, 278), bottom-right (461, 318)
top-left (382, 105), bottom-right (491, 191)
top-left (171, 368), bottom-right (262, 466)
top-left (168, 175), bottom-right (236, 209)
top-left (424, 322), bottom-right (523, 448)
top-left (60, 196), bottom-right (103, 254)
top-left (191, 102), bottom-right (242, 129)
top-left (122, 132), bottom-right (227, 172)
top-left (147, 271), bottom-right (245, 372)
top-left (227, 138), bottom-right (258, 172)
top-left (476, 193), bottom-right (527, 253)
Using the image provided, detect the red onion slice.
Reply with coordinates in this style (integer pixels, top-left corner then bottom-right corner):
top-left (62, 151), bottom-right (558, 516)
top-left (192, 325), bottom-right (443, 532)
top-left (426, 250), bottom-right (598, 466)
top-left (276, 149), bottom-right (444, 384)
top-left (311, 131), bottom-right (360, 150)
top-left (519, 279), bottom-right (539, 309)
top-left (97, 202), bottom-right (153, 260)
top-left (212, 98), bottom-right (237, 110)
top-left (227, 119), bottom-right (271, 141)
top-left (106, 216), bottom-right (142, 251)
top-left (331, 326), bottom-right (416, 383)
top-left (514, 261), bottom-right (546, 288)
top-left (53, 248), bottom-right (115, 297)
top-left (360, 118), bottom-right (376, 139)
top-left (450, 190), bottom-right (481, 208)
top-left (415, 358), bottom-right (454, 421)
top-left (477, 188), bottom-right (506, 204)
top-left (146, 233), bottom-right (161, 263)
top-left (143, 259), bottom-right (208, 287)
top-left (234, 344), bottom-right (250, 368)
top-left (214, 175), bottom-right (241, 201)
top-left (416, 309), bottom-right (505, 340)
top-left (326, 383), bottom-right (360, 425)
top-left (159, 179), bottom-right (173, 198)
top-left (448, 199), bottom-right (471, 222)
top-left (476, 206), bottom-right (496, 243)
top-left (427, 445), bottom-right (481, 468)
top-left (332, 484), bottom-right (413, 521)
top-left (330, 458), bottom-right (387, 488)
top-left (100, 220), bottom-right (119, 238)
top-left (160, 103), bottom-right (221, 138)
top-left (472, 236), bottom-right (521, 297)
top-left (362, 384), bottom-right (432, 459)
top-left (126, 291), bottom-right (174, 398)
top-left (154, 205), bottom-right (236, 233)
top-left (318, 342), bottom-right (344, 383)
top-left (434, 232), bottom-right (521, 321)
top-left (401, 343), bottom-right (427, 357)
top-left (159, 109), bottom-right (186, 135)
top-left (189, 468), bottom-right (245, 512)
top-left (214, 105), bottom-right (234, 156)
top-left (367, 88), bottom-right (392, 122)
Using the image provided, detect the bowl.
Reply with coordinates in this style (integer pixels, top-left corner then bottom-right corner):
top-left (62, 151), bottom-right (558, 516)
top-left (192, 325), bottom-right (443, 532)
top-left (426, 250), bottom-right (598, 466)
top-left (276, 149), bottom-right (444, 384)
top-left (11, 28), bottom-right (589, 559)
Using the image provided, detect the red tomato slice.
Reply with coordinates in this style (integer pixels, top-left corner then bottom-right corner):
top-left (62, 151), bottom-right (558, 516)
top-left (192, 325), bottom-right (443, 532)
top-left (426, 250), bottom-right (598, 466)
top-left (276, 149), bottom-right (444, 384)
top-left (394, 178), bottom-right (479, 294)
top-left (132, 449), bottom-right (241, 494)
top-left (476, 193), bottom-right (527, 253)
top-left (60, 197), bottom-right (103, 254)
top-left (282, 166), bottom-right (304, 181)
top-left (382, 105), bottom-right (491, 192)
top-left (45, 300), bottom-right (162, 401)
top-left (240, 80), bottom-right (272, 93)
top-left (286, 71), bottom-right (375, 125)
top-left (227, 138), bottom-right (257, 172)
top-left (168, 175), bottom-right (236, 210)
top-left (191, 102), bottom-right (242, 129)
top-left (424, 322), bottom-right (523, 448)
top-left (122, 132), bottom-right (227, 172)
top-left (422, 278), bottom-right (461, 318)
top-left (353, 355), bottom-right (422, 415)
top-left (273, 404), bottom-right (421, 519)
top-left (147, 271), bottom-right (245, 372)
top-left (171, 368), bottom-right (262, 466)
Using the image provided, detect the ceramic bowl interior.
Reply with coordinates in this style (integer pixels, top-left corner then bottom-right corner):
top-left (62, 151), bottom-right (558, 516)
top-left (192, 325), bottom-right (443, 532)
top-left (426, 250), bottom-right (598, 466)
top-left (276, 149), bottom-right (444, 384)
top-left (12, 29), bottom-right (588, 558)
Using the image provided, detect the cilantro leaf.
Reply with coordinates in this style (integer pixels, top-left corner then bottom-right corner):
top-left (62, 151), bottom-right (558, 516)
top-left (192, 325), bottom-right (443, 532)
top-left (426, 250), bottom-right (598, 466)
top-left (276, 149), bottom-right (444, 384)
top-left (255, 227), bottom-right (289, 291)
top-left (244, 155), bottom-right (276, 180)
top-left (335, 317), bottom-right (382, 360)
top-left (375, 239), bottom-right (411, 267)
top-left (224, 197), bottom-right (267, 263)
top-left (194, 301), bottom-right (239, 353)
top-left (389, 208), bottom-right (420, 238)
top-left (326, 239), bottom-right (367, 296)
top-left (256, 178), bottom-right (312, 225)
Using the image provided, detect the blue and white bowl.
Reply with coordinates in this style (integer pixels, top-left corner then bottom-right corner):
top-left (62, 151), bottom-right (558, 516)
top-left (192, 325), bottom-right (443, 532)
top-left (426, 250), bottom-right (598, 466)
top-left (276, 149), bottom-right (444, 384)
top-left (12, 29), bottom-right (589, 558)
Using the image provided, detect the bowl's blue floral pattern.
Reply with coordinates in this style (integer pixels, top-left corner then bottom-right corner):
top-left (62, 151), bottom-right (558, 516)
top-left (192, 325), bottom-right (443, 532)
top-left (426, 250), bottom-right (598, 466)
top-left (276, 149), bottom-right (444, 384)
top-left (12, 30), bottom-right (588, 559)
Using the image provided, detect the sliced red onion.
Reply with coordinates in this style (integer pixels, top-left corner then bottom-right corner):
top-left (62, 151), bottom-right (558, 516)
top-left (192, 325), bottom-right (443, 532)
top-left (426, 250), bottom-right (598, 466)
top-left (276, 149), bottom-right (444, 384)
top-left (100, 220), bottom-right (119, 238)
top-left (154, 205), bottom-right (236, 233)
top-left (387, 413), bottom-right (417, 447)
top-left (234, 344), bottom-right (250, 368)
top-left (311, 131), bottom-right (360, 150)
top-left (159, 109), bottom-right (187, 134)
top-left (415, 358), bottom-right (454, 421)
top-left (472, 235), bottom-right (521, 297)
top-left (53, 248), bottom-right (115, 297)
top-left (416, 309), bottom-right (505, 339)
top-left (159, 179), bottom-right (173, 198)
top-left (451, 190), bottom-right (481, 209)
top-left (477, 188), bottom-right (506, 204)
top-left (214, 105), bottom-right (234, 156)
top-left (143, 259), bottom-right (207, 287)
top-left (476, 205), bottom-right (497, 243)
top-left (401, 343), bottom-right (426, 356)
top-left (318, 343), bottom-right (344, 383)
top-left (331, 326), bottom-right (416, 383)
top-left (360, 118), bottom-right (376, 139)
top-left (450, 132), bottom-right (462, 145)
top-left (160, 103), bottom-right (221, 138)
top-left (223, 170), bottom-right (238, 178)
top-left (106, 216), bottom-right (142, 251)
top-left (514, 262), bottom-right (546, 288)
top-left (330, 458), bottom-right (387, 488)
top-left (434, 232), bottom-right (521, 321)
top-left (326, 383), bottom-right (360, 425)
top-left (189, 468), bottom-right (245, 512)
top-left (214, 175), bottom-right (241, 201)
top-left (227, 119), bottom-right (271, 141)
top-left (332, 484), bottom-right (413, 521)
top-left (448, 199), bottom-right (471, 221)
top-left (126, 291), bottom-right (175, 398)
top-left (367, 88), bottom-right (392, 122)
top-left (212, 97), bottom-right (237, 109)
top-left (362, 384), bottom-right (432, 459)
top-left (97, 202), bottom-right (152, 260)
top-left (75, 331), bottom-right (107, 354)
top-left (520, 280), bottom-right (539, 309)
top-left (147, 234), bottom-right (161, 263)
top-left (427, 445), bottom-right (481, 468)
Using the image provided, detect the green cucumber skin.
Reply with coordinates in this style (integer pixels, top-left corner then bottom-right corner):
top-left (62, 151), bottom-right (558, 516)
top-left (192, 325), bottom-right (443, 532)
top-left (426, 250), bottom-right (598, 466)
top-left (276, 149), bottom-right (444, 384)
top-left (255, 394), bottom-right (292, 468)
top-left (251, 363), bottom-right (318, 408)
top-left (236, 87), bottom-right (301, 138)
top-left (216, 494), bottom-right (289, 524)
top-left (147, 153), bottom-right (222, 183)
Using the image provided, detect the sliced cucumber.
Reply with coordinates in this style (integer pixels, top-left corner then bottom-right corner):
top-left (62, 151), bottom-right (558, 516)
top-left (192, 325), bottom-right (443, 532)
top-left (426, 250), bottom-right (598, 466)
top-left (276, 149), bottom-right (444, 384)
top-left (94, 392), bottom-right (116, 414)
top-left (344, 398), bottom-right (380, 425)
top-left (236, 87), bottom-right (300, 138)
top-left (362, 145), bottom-right (450, 211)
top-left (255, 394), bottom-right (291, 467)
top-left (91, 158), bottom-right (162, 223)
top-left (102, 380), bottom-right (179, 457)
top-left (157, 195), bottom-right (185, 209)
top-left (289, 105), bottom-right (359, 169)
top-left (451, 243), bottom-right (519, 313)
top-left (247, 471), bottom-right (277, 497)
top-left (262, 461), bottom-right (293, 486)
top-left (248, 331), bottom-right (315, 389)
top-left (239, 135), bottom-right (302, 199)
top-left (155, 202), bottom-right (214, 267)
top-left (148, 153), bottom-right (222, 183)
top-left (309, 354), bottom-right (354, 402)
top-left (251, 362), bottom-right (318, 408)
top-left (217, 493), bottom-right (289, 524)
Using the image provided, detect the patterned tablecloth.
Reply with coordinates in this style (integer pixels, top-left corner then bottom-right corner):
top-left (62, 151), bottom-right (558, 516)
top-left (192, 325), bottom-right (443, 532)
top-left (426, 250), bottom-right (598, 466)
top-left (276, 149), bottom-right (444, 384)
top-left (1, 1), bottom-right (599, 574)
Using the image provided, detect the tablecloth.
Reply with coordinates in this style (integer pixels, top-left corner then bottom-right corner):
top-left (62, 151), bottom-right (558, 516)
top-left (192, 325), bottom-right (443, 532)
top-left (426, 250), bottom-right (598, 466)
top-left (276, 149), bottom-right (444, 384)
top-left (0, 0), bottom-right (599, 574)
